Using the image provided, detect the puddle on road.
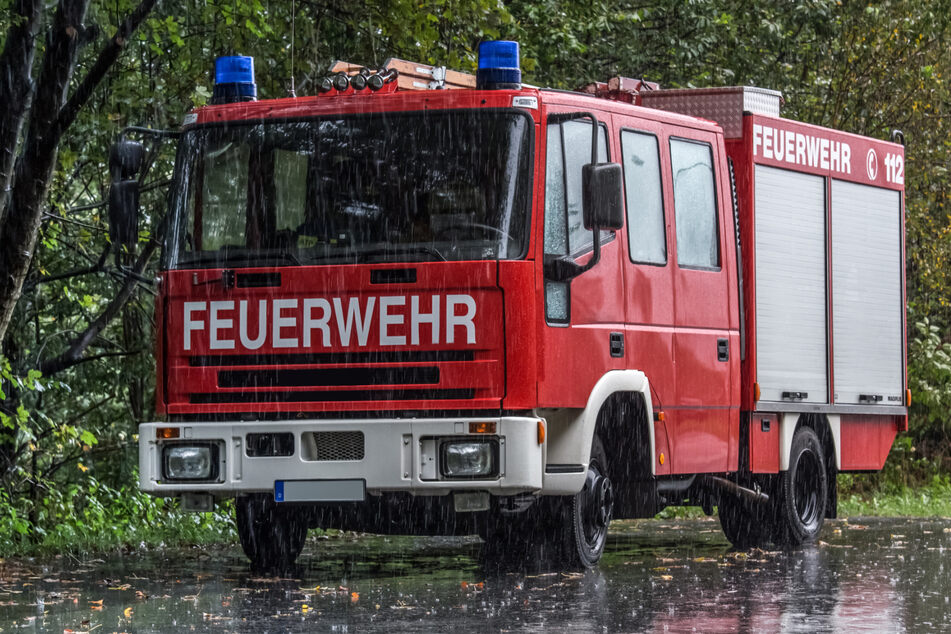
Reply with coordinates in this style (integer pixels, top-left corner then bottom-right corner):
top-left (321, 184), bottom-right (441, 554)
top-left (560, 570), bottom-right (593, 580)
top-left (1, 517), bottom-right (949, 632)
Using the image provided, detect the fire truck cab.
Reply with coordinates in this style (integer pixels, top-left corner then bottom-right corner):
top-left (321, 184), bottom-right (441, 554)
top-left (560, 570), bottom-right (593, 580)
top-left (125, 42), bottom-right (906, 569)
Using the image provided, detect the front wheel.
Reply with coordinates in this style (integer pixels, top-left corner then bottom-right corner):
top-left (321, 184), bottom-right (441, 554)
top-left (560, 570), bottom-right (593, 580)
top-left (559, 434), bottom-right (614, 569)
top-left (235, 494), bottom-right (308, 571)
top-left (480, 435), bottom-right (614, 571)
top-left (774, 426), bottom-right (827, 546)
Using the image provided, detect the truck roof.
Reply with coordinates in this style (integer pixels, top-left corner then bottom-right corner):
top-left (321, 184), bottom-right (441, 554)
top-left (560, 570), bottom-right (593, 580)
top-left (183, 85), bottom-right (723, 136)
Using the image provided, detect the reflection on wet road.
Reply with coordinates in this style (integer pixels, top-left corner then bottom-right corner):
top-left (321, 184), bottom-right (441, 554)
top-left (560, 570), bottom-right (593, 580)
top-left (2, 517), bottom-right (949, 632)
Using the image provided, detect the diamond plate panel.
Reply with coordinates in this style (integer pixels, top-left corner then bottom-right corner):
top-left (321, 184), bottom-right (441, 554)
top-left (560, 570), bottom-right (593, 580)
top-left (641, 87), bottom-right (782, 138)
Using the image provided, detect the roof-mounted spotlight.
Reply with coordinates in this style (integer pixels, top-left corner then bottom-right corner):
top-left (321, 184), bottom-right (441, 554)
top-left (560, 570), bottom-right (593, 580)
top-left (351, 73), bottom-right (368, 91)
top-left (367, 73), bottom-right (385, 91)
top-left (317, 77), bottom-right (334, 93)
top-left (333, 72), bottom-right (350, 92)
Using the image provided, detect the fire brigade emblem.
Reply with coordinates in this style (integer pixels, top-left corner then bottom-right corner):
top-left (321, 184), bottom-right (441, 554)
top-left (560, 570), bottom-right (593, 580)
top-left (866, 148), bottom-right (879, 180)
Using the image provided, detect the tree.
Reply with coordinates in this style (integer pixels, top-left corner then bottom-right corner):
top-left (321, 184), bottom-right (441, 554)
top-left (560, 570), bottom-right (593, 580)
top-left (0, 0), bottom-right (158, 354)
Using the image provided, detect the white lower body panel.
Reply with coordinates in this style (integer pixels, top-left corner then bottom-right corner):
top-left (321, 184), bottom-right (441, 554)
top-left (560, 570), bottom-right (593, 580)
top-left (139, 417), bottom-right (544, 498)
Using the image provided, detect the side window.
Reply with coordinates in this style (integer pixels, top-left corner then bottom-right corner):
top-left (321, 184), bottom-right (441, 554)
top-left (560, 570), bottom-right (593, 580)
top-left (621, 130), bottom-right (665, 264)
top-left (670, 138), bottom-right (719, 269)
top-left (544, 118), bottom-right (610, 323)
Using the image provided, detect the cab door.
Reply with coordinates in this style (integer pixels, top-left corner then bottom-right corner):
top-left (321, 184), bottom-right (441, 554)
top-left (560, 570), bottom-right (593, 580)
top-left (614, 118), bottom-right (676, 428)
top-left (666, 128), bottom-right (739, 474)
top-left (536, 107), bottom-right (626, 407)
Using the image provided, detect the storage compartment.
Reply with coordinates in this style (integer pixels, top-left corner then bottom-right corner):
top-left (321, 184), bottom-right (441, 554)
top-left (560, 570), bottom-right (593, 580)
top-left (830, 180), bottom-right (903, 405)
top-left (753, 165), bottom-right (828, 403)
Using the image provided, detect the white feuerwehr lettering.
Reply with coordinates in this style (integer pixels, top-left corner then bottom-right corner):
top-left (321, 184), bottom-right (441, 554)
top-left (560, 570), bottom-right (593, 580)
top-left (183, 302), bottom-right (205, 351)
top-left (239, 300), bottom-right (267, 349)
top-left (302, 298), bottom-right (331, 347)
top-left (379, 296), bottom-right (406, 346)
top-left (752, 123), bottom-right (852, 176)
top-left (181, 294), bottom-right (478, 351)
top-left (334, 297), bottom-right (376, 347)
top-left (272, 299), bottom-right (298, 348)
top-left (411, 295), bottom-right (439, 345)
top-left (446, 294), bottom-right (476, 344)
top-left (209, 301), bottom-right (235, 350)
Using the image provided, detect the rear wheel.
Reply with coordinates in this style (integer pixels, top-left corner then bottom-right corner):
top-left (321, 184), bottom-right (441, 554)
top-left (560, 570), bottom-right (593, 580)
top-left (235, 494), bottom-right (307, 571)
top-left (774, 426), bottom-right (827, 546)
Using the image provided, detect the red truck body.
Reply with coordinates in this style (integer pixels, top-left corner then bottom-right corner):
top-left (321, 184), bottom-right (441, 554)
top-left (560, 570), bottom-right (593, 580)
top-left (137, 54), bottom-right (906, 568)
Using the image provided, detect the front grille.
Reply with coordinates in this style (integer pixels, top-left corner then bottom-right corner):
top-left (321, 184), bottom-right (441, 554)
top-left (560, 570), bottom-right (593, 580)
top-left (311, 431), bottom-right (365, 461)
top-left (189, 388), bottom-right (475, 404)
top-left (218, 367), bottom-right (439, 389)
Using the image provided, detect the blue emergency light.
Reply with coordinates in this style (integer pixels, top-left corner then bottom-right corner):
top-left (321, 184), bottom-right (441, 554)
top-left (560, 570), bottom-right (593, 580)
top-left (212, 55), bottom-right (258, 104)
top-left (477, 40), bottom-right (521, 90)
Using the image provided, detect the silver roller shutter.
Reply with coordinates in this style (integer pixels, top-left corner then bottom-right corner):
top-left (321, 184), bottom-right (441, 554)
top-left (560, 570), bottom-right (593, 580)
top-left (831, 180), bottom-right (903, 405)
top-left (754, 165), bottom-right (828, 403)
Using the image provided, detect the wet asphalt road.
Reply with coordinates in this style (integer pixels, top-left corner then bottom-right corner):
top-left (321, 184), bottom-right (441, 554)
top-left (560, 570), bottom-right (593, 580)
top-left (1, 516), bottom-right (949, 632)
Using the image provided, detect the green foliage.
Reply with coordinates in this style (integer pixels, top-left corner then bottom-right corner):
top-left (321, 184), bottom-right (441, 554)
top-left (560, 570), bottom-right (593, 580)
top-left (4, 0), bottom-right (951, 557)
top-left (0, 468), bottom-right (235, 557)
top-left (908, 318), bottom-right (951, 444)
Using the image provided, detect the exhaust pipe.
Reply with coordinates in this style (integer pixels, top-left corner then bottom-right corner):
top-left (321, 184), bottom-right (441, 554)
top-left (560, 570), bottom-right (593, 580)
top-left (703, 475), bottom-right (769, 505)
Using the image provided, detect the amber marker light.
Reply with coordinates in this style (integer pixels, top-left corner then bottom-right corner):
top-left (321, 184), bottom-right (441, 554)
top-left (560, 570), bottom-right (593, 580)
top-left (659, 453), bottom-right (666, 465)
top-left (157, 427), bottom-right (180, 440)
top-left (469, 422), bottom-right (497, 435)
top-left (906, 388), bottom-right (912, 406)
top-left (537, 420), bottom-right (546, 445)
top-left (654, 411), bottom-right (666, 422)
top-left (754, 382), bottom-right (762, 402)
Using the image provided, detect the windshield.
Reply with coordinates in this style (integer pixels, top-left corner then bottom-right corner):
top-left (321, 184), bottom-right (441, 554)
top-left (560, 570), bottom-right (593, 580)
top-left (165, 110), bottom-right (533, 268)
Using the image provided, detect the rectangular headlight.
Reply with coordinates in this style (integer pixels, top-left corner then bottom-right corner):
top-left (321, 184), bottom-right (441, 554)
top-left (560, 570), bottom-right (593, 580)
top-left (440, 440), bottom-right (498, 479)
top-left (163, 444), bottom-right (218, 481)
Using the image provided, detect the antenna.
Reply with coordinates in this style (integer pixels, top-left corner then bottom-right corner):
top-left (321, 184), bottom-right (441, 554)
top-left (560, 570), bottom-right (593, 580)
top-left (288, 0), bottom-right (297, 97)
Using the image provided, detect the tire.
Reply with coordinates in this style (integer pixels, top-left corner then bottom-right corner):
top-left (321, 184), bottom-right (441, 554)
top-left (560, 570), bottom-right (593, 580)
top-left (559, 434), bottom-right (614, 569)
top-left (480, 435), bottom-right (614, 571)
top-left (774, 426), bottom-right (827, 546)
top-left (718, 492), bottom-right (772, 549)
top-left (235, 494), bottom-right (308, 571)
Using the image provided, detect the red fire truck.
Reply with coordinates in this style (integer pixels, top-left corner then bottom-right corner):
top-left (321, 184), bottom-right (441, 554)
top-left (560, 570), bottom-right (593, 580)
top-left (117, 41), bottom-right (906, 569)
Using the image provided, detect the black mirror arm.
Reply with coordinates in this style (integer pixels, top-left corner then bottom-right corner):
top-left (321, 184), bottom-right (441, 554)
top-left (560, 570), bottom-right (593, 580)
top-left (543, 228), bottom-right (602, 283)
top-left (118, 126), bottom-right (180, 141)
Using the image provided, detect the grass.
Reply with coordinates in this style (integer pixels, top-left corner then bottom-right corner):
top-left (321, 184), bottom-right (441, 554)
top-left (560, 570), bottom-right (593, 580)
top-left (838, 474), bottom-right (951, 518)
top-left (4, 471), bottom-right (950, 559)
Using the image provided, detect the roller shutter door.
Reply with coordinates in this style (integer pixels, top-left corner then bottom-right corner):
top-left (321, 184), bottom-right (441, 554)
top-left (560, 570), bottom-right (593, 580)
top-left (831, 180), bottom-right (903, 405)
top-left (754, 165), bottom-right (828, 403)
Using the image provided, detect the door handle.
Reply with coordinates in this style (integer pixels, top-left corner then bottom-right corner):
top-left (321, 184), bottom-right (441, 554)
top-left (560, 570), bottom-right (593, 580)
top-left (717, 338), bottom-right (729, 362)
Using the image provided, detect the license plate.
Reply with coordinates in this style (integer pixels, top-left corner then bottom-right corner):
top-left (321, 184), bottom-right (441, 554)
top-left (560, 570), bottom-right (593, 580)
top-left (274, 479), bottom-right (366, 503)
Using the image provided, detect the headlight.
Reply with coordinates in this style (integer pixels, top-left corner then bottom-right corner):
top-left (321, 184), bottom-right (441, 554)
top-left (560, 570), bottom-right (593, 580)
top-left (163, 445), bottom-right (218, 481)
top-left (441, 440), bottom-right (498, 479)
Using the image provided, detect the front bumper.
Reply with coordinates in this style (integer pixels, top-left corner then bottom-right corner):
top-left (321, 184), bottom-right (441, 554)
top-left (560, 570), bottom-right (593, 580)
top-left (139, 417), bottom-right (544, 498)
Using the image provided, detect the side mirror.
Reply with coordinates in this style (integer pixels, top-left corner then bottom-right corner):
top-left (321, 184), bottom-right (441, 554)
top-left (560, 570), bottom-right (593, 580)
top-left (582, 162), bottom-right (624, 231)
top-left (108, 140), bottom-right (144, 248)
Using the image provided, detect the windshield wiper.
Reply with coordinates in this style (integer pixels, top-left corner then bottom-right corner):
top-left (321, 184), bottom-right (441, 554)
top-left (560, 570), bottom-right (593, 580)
top-left (178, 247), bottom-right (301, 267)
top-left (357, 245), bottom-right (448, 262)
